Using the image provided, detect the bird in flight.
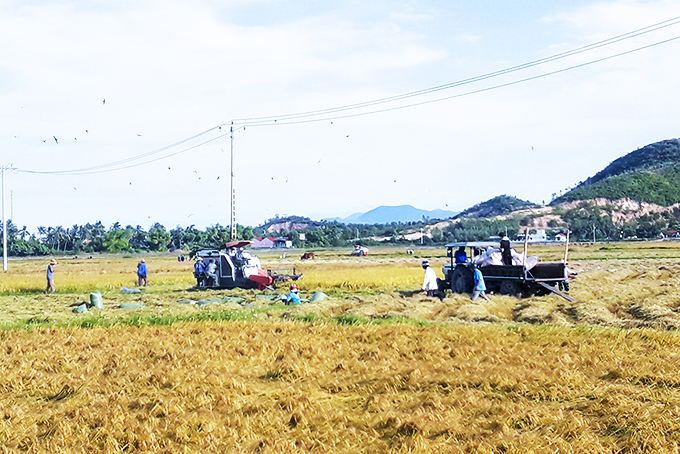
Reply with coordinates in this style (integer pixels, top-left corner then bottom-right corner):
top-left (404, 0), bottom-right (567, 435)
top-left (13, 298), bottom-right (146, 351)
top-left (53, 136), bottom-right (58, 144)
top-left (103, 99), bottom-right (105, 105)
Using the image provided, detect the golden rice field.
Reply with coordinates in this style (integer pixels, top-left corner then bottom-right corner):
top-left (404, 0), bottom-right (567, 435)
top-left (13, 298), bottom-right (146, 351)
top-left (2, 242), bottom-right (680, 452)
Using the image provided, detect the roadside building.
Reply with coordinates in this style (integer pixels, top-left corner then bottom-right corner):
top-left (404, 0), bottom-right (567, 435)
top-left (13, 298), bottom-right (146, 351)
top-left (251, 237), bottom-right (276, 248)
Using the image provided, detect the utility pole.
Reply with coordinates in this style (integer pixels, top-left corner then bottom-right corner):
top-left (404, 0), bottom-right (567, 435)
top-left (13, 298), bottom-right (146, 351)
top-left (2, 165), bottom-right (7, 271)
top-left (230, 126), bottom-right (236, 241)
top-left (592, 224), bottom-right (596, 244)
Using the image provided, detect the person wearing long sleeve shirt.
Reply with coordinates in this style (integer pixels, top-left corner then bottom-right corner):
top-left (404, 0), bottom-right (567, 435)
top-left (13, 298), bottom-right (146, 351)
top-left (137, 259), bottom-right (148, 286)
top-left (421, 260), bottom-right (440, 298)
top-left (46, 259), bottom-right (56, 292)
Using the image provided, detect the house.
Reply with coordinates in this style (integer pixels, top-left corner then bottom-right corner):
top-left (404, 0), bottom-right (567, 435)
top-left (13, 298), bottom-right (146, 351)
top-left (274, 238), bottom-right (292, 248)
top-left (528, 229), bottom-right (548, 243)
top-left (251, 237), bottom-right (275, 248)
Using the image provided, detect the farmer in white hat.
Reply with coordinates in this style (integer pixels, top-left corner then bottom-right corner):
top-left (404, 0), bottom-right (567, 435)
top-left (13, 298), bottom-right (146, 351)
top-left (421, 260), bottom-right (441, 299)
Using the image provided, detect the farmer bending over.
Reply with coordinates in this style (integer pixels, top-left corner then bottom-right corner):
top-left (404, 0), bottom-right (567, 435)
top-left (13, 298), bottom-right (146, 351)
top-left (284, 284), bottom-right (301, 305)
top-left (421, 260), bottom-right (443, 300)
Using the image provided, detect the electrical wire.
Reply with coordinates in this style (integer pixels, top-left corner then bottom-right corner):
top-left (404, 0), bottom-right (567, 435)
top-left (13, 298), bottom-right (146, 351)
top-left (15, 16), bottom-right (680, 176)
top-left (231, 15), bottom-right (680, 125)
top-left (241, 34), bottom-right (680, 127)
top-left (19, 133), bottom-right (230, 175)
top-left (19, 126), bottom-right (224, 175)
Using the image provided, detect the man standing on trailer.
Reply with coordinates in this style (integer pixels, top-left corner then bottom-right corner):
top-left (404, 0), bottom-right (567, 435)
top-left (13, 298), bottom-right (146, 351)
top-left (500, 235), bottom-right (512, 265)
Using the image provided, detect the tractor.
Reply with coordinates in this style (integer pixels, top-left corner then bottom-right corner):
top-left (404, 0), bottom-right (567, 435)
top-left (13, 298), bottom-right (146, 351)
top-left (441, 240), bottom-right (575, 300)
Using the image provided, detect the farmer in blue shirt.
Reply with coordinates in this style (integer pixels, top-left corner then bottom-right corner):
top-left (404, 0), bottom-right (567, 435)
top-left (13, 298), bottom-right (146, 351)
top-left (137, 259), bottom-right (148, 286)
top-left (454, 246), bottom-right (467, 264)
top-left (193, 257), bottom-right (206, 287)
top-left (284, 284), bottom-right (301, 305)
top-left (471, 264), bottom-right (490, 301)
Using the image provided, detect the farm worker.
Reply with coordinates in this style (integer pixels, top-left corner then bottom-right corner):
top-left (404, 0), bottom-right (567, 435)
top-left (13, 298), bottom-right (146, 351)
top-left (205, 259), bottom-right (218, 287)
top-left (240, 252), bottom-right (272, 289)
top-left (137, 259), bottom-right (148, 286)
top-left (46, 259), bottom-right (57, 292)
top-left (241, 251), bottom-right (258, 277)
top-left (421, 260), bottom-right (441, 298)
top-left (500, 236), bottom-right (512, 266)
top-left (193, 257), bottom-right (206, 287)
top-left (471, 264), bottom-right (490, 301)
top-left (454, 246), bottom-right (467, 264)
top-left (285, 284), bottom-right (301, 305)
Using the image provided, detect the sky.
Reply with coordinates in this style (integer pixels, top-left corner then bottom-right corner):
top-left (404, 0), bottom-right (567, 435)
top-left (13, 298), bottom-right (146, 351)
top-left (1, 0), bottom-right (679, 232)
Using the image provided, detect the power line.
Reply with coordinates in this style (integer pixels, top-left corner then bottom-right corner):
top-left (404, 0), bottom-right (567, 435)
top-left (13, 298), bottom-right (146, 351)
top-left (20, 132), bottom-right (230, 175)
top-left (232, 15), bottom-right (680, 125)
top-left (15, 16), bottom-right (680, 176)
top-left (18, 127), bottom-right (225, 175)
top-left (240, 34), bottom-right (680, 127)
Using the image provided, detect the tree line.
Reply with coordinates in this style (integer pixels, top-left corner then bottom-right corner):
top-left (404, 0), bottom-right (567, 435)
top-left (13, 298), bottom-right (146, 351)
top-left (1, 206), bottom-right (676, 257)
top-left (0, 221), bottom-right (256, 256)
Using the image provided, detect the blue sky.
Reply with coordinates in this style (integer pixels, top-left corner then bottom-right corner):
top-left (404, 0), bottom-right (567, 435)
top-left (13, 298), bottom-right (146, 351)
top-left (1, 0), bottom-right (679, 231)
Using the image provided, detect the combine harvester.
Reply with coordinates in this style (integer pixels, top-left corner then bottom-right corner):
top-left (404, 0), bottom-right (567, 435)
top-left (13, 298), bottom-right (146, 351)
top-left (195, 241), bottom-right (302, 290)
top-left (442, 234), bottom-right (575, 301)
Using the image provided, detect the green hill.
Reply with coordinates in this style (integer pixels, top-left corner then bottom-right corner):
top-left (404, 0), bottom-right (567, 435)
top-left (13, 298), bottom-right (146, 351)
top-left (553, 138), bottom-right (680, 205)
top-left (456, 195), bottom-right (539, 218)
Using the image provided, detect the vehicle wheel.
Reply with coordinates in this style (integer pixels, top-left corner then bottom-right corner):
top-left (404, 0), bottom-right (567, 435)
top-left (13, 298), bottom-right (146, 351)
top-left (451, 268), bottom-right (473, 293)
top-left (500, 280), bottom-right (519, 296)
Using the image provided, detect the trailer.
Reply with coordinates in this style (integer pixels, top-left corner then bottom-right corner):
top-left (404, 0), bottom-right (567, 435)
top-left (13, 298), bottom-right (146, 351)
top-left (442, 238), bottom-right (574, 301)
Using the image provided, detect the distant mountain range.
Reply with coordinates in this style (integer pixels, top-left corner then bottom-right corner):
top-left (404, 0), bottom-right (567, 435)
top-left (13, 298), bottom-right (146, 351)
top-left (326, 205), bottom-right (458, 224)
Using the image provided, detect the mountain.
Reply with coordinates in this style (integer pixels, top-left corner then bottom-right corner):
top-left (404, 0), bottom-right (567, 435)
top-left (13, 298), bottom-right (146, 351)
top-left (330, 205), bottom-right (458, 224)
top-left (553, 138), bottom-right (680, 206)
top-left (456, 195), bottom-right (540, 218)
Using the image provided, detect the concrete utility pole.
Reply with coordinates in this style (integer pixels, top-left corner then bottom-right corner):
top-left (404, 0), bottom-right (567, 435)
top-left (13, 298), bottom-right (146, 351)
top-left (2, 166), bottom-right (6, 271)
top-left (2, 165), bottom-right (7, 272)
top-left (592, 224), bottom-right (596, 244)
top-left (230, 126), bottom-right (237, 241)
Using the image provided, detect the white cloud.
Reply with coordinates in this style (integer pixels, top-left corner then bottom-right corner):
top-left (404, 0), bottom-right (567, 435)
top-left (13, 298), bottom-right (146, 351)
top-left (1, 0), bottom-right (680, 230)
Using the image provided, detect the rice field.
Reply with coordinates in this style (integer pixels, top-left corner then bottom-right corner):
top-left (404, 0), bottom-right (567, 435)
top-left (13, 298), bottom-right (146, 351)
top-left (2, 242), bottom-right (680, 452)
